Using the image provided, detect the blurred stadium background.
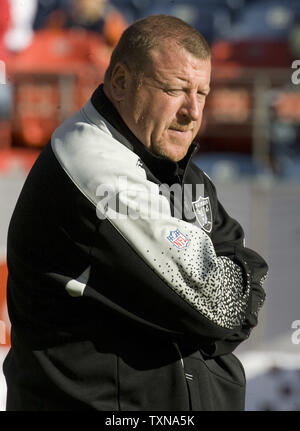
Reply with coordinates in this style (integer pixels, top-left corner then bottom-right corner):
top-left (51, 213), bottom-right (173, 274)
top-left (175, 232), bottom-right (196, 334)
top-left (1, 0), bottom-right (300, 411)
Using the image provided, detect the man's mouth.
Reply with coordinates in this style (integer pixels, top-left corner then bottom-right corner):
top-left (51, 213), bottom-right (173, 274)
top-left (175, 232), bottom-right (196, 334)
top-left (169, 126), bottom-right (192, 132)
top-left (169, 123), bottom-right (193, 133)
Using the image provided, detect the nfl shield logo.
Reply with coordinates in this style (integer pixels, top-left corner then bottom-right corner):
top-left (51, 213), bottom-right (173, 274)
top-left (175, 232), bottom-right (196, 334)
top-left (166, 229), bottom-right (190, 250)
top-left (192, 196), bottom-right (212, 233)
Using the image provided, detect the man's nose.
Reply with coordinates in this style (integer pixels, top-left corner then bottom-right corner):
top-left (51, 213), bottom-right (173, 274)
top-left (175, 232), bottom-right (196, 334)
top-left (179, 93), bottom-right (201, 122)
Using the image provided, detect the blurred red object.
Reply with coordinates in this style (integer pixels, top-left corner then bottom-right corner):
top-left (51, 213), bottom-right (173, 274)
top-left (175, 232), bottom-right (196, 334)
top-left (6, 29), bottom-right (111, 148)
top-left (274, 92), bottom-right (300, 122)
top-left (212, 40), bottom-right (292, 70)
top-left (102, 9), bottom-right (128, 47)
top-left (206, 87), bottom-right (252, 123)
top-left (0, 121), bottom-right (11, 148)
top-left (7, 28), bottom-right (112, 73)
top-left (0, 148), bottom-right (39, 173)
top-left (0, 0), bottom-right (10, 59)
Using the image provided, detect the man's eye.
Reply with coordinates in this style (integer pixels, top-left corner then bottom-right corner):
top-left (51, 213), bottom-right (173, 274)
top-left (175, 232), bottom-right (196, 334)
top-left (165, 89), bottom-right (181, 96)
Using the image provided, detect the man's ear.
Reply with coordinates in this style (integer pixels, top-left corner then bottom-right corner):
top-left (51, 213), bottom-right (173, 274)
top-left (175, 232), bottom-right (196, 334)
top-left (110, 62), bottom-right (131, 102)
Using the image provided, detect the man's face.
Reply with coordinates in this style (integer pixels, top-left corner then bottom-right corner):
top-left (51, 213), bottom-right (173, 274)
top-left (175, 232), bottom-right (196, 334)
top-left (119, 42), bottom-right (211, 162)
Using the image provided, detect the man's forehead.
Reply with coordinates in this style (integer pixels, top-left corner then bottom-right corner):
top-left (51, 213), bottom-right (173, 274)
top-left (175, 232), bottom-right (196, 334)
top-left (149, 43), bottom-right (210, 72)
top-left (147, 46), bottom-right (211, 88)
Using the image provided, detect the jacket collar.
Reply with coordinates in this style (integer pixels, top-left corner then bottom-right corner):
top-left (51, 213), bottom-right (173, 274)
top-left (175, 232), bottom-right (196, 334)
top-left (91, 84), bottom-right (198, 185)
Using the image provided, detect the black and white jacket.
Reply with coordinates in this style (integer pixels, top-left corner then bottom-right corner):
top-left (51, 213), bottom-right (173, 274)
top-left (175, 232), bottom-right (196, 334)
top-left (4, 85), bottom-right (268, 411)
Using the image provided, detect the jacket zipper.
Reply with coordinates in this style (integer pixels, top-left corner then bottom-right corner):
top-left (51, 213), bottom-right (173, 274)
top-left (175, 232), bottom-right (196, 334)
top-left (173, 342), bottom-right (185, 369)
top-left (173, 342), bottom-right (195, 411)
top-left (173, 343), bottom-right (195, 382)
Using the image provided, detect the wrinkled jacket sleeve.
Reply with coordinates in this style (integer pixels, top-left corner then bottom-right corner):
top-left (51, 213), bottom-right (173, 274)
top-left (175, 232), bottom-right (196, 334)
top-left (200, 175), bottom-right (268, 356)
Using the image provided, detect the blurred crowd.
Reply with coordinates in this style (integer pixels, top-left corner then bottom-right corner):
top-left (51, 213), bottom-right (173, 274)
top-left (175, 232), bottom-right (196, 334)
top-left (0, 0), bottom-right (300, 180)
top-left (1, 0), bottom-right (300, 54)
top-left (1, 0), bottom-right (128, 54)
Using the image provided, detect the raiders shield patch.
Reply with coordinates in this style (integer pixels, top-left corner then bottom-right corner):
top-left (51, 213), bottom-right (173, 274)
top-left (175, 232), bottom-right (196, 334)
top-left (192, 196), bottom-right (213, 233)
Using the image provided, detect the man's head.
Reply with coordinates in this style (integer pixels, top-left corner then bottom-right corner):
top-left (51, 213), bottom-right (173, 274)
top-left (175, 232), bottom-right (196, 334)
top-left (103, 15), bottom-right (211, 162)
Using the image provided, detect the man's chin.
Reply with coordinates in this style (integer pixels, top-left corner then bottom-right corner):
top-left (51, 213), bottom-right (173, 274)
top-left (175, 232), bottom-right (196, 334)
top-left (150, 140), bottom-right (191, 162)
top-left (155, 152), bottom-right (188, 163)
top-left (160, 146), bottom-right (190, 162)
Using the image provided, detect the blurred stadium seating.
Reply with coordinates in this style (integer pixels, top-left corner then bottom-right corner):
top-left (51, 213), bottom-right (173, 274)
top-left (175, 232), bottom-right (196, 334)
top-left (1, 0), bottom-right (299, 177)
top-left (1, 0), bottom-right (300, 412)
top-left (132, 0), bottom-right (233, 44)
top-left (224, 0), bottom-right (300, 41)
top-left (33, 0), bottom-right (127, 47)
top-left (6, 28), bottom-right (111, 147)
